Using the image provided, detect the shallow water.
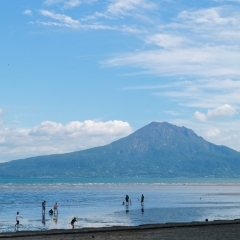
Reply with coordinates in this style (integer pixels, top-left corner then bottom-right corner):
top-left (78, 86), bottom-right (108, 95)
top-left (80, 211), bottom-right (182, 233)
top-left (1, 178), bottom-right (240, 233)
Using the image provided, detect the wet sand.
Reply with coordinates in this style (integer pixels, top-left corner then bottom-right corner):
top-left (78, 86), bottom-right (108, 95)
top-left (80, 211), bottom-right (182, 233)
top-left (1, 219), bottom-right (240, 240)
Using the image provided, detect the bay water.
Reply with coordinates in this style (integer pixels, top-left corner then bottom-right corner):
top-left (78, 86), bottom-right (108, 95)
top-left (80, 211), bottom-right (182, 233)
top-left (1, 178), bottom-right (240, 233)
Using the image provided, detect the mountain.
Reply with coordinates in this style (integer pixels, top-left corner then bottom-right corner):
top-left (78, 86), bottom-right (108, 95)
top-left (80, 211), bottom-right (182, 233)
top-left (1, 121), bottom-right (240, 178)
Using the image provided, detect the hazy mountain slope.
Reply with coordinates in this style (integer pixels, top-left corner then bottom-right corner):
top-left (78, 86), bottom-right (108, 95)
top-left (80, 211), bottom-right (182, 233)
top-left (1, 122), bottom-right (240, 178)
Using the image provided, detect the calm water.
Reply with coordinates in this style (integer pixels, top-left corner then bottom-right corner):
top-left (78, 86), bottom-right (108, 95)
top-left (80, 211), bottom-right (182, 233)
top-left (1, 178), bottom-right (240, 233)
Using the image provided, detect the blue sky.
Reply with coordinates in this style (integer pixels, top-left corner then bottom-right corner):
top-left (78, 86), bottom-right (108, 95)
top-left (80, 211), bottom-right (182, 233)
top-left (1, 0), bottom-right (240, 162)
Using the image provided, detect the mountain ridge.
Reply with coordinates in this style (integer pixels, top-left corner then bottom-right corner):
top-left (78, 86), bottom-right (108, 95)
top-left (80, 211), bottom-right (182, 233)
top-left (0, 121), bottom-right (240, 178)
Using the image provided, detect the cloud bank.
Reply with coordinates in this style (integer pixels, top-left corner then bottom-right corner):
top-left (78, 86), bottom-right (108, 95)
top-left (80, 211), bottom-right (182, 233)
top-left (0, 120), bottom-right (132, 163)
top-left (194, 104), bottom-right (237, 121)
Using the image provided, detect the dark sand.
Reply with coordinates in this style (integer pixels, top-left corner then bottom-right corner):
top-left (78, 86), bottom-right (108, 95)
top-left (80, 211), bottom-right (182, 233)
top-left (1, 220), bottom-right (240, 240)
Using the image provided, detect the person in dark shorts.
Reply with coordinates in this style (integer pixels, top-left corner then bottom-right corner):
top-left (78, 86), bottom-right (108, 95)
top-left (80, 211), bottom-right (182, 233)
top-left (15, 212), bottom-right (23, 228)
top-left (42, 200), bottom-right (46, 213)
top-left (71, 217), bottom-right (77, 229)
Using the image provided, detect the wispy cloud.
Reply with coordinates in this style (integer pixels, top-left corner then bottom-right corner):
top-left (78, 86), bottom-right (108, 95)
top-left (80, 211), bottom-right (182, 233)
top-left (44, 0), bottom-right (96, 8)
top-left (102, 5), bottom-right (240, 78)
top-left (106, 0), bottom-right (156, 16)
top-left (152, 78), bottom-right (240, 109)
top-left (39, 10), bottom-right (80, 28)
top-left (178, 7), bottom-right (238, 25)
top-left (23, 9), bottom-right (32, 15)
top-left (105, 46), bottom-right (240, 77)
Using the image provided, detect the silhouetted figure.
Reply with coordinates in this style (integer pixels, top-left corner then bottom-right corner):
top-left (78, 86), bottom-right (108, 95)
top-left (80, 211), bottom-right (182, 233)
top-left (125, 195), bottom-right (129, 205)
top-left (49, 209), bottom-right (53, 215)
top-left (71, 217), bottom-right (77, 229)
top-left (141, 194), bottom-right (144, 205)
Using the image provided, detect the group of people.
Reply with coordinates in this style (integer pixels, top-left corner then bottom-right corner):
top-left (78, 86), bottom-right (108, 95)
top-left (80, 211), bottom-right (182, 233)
top-left (43, 200), bottom-right (77, 228)
top-left (123, 194), bottom-right (144, 205)
top-left (42, 200), bottom-right (59, 215)
top-left (15, 195), bottom-right (145, 229)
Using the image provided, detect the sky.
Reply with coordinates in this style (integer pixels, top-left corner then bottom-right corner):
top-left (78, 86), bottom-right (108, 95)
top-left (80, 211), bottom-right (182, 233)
top-left (1, 0), bottom-right (240, 163)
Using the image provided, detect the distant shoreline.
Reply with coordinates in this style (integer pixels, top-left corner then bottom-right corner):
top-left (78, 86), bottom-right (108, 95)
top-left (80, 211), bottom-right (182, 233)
top-left (1, 177), bottom-right (240, 185)
top-left (2, 219), bottom-right (240, 239)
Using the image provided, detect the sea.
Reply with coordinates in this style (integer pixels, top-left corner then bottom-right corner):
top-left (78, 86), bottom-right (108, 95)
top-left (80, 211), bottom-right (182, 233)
top-left (1, 177), bottom-right (240, 233)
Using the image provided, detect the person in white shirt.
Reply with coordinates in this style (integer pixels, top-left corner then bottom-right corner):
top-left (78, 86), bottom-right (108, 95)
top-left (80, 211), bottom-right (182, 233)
top-left (15, 212), bottom-right (23, 228)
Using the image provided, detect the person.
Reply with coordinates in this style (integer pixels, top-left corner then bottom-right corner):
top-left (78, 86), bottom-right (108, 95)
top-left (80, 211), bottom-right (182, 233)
top-left (71, 217), bottom-right (77, 229)
top-left (141, 194), bottom-right (144, 205)
top-left (54, 202), bottom-right (58, 214)
top-left (49, 209), bottom-right (53, 215)
top-left (125, 195), bottom-right (129, 205)
top-left (42, 200), bottom-right (46, 213)
top-left (15, 212), bottom-right (23, 228)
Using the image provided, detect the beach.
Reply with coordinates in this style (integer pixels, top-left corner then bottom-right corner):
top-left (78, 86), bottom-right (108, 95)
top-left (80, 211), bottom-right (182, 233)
top-left (1, 178), bottom-right (240, 235)
top-left (2, 220), bottom-right (240, 239)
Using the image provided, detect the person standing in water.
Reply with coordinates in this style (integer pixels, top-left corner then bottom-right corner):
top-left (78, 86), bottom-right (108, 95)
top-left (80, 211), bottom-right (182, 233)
top-left (54, 202), bottom-right (58, 214)
top-left (15, 212), bottom-right (23, 228)
top-left (141, 194), bottom-right (144, 205)
top-left (125, 195), bottom-right (129, 205)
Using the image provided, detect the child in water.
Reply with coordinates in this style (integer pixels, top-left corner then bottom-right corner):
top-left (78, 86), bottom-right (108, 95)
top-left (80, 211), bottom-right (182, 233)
top-left (71, 217), bottom-right (77, 229)
top-left (15, 212), bottom-right (23, 228)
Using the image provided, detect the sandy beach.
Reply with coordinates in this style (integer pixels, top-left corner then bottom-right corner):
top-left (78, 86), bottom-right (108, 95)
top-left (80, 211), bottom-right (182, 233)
top-left (1, 220), bottom-right (240, 240)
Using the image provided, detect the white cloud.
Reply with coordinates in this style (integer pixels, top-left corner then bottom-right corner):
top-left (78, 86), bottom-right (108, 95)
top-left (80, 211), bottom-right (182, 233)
top-left (145, 34), bottom-right (187, 49)
top-left (107, 0), bottom-right (156, 16)
top-left (0, 120), bottom-right (132, 162)
top-left (193, 104), bottom-right (237, 122)
top-left (207, 104), bottom-right (236, 118)
top-left (178, 8), bottom-right (237, 25)
top-left (39, 10), bottom-right (80, 28)
top-left (105, 46), bottom-right (240, 77)
top-left (204, 128), bottom-right (221, 137)
top-left (193, 111), bottom-right (207, 122)
top-left (23, 10), bottom-right (32, 15)
top-left (63, 0), bottom-right (81, 8)
top-left (149, 78), bottom-right (240, 109)
top-left (44, 0), bottom-right (95, 8)
top-left (101, 5), bottom-right (240, 78)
